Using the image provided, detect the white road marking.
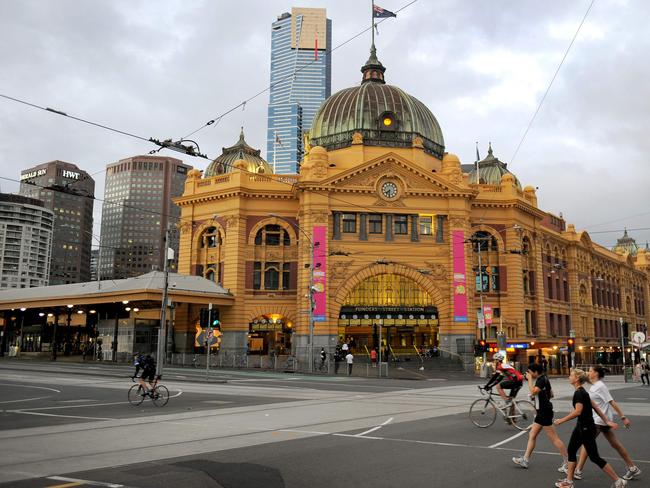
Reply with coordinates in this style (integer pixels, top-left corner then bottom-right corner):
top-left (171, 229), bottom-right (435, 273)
top-left (10, 390), bottom-right (182, 412)
top-left (488, 429), bottom-right (528, 448)
top-left (278, 429), bottom-right (331, 435)
top-left (355, 416), bottom-right (394, 437)
top-left (11, 411), bottom-right (114, 421)
top-left (0, 396), bottom-right (51, 405)
top-left (59, 399), bottom-right (97, 403)
top-left (0, 383), bottom-right (61, 393)
top-left (626, 397), bottom-right (646, 400)
top-left (47, 475), bottom-right (124, 487)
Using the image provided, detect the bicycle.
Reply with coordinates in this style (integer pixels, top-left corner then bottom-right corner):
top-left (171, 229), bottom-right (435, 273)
top-left (469, 386), bottom-right (536, 431)
top-left (128, 375), bottom-right (169, 407)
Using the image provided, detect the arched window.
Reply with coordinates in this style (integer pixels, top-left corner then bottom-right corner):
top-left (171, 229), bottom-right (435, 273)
top-left (255, 224), bottom-right (291, 246)
top-left (200, 227), bottom-right (221, 248)
top-left (252, 224), bottom-right (295, 291)
top-left (205, 269), bottom-right (215, 282)
top-left (471, 231), bottom-right (498, 252)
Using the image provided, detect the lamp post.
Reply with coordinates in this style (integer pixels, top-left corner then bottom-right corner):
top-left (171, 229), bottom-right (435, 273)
top-left (552, 262), bottom-right (575, 368)
top-left (270, 214), bottom-right (317, 372)
top-left (619, 316), bottom-right (627, 382)
top-left (156, 223), bottom-right (172, 377)
top-left (18, 307), bottom-right (26, 355)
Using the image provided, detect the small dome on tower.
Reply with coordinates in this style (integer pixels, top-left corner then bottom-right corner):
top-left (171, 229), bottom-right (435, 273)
top-left (612, 229), bottom-right (639, 256)
top-left (468, 143), bottom-right (521, 189)
top-left (204, 128), bottom-right (272, 176)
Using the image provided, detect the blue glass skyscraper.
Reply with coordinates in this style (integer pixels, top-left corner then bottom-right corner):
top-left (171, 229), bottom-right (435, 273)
top-left (267, 8), bottom-right (332, 174)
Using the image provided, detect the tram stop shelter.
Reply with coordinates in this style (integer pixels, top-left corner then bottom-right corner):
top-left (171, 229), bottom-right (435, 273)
top-left (0, 271), bottom-right (233, 361)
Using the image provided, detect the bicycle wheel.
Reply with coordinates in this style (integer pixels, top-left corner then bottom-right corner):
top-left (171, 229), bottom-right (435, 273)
top-left (151, 385), bottom-right (169, 407)
top-left (128, 384), bottom-right (145, 406)
top-left (510, 400), bottom-right (536, 431)
top-left (469, 398), bottom-right (497, 428)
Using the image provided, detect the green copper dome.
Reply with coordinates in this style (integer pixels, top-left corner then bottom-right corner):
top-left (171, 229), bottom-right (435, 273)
top-left (204, 128), bottom-right (271, 176)
top-left (309, 46), bottom-right (445, 159)
top-left (468, 144), bottom-right (521, 189)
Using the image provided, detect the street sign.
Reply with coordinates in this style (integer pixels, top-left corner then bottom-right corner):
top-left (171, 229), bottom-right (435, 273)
top-left (477, 310), bottom-right (485, 329)
top-left (483, 306), bottom-right (493, 325)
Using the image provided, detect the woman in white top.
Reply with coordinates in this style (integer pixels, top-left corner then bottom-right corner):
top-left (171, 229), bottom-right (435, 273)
top-left (574, 366), bottom-right (642, 481)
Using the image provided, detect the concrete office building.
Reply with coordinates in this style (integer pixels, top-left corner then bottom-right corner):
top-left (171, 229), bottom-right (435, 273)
top-left (0, 193), bottom-right (54, 289)
top-left (19, 161), bottom-right (94, 285)
top-left (267, 7), bottom-right (332, 174)
top-left (99, 155), bottom-right (192, 280)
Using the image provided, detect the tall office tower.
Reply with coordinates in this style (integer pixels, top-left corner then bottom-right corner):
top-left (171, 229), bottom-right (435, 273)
top-left (267, 7), bottom-right (332, 174)
top-left (18, 161), bottom-right (95, 285)
top-left (0, 194), bottom-right (54, 289)
top-left (99, 156), bottom-right (192, 280)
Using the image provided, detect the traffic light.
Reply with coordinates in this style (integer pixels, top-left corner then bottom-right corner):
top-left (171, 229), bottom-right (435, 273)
top-left (199, 308), bottom-right (210, 328)
top-left (567, 338), bottom-right (575, 354)
top-left (474, 340), bottom-right (487, 356)
top-left (211, 309), bottom-right (220, 329)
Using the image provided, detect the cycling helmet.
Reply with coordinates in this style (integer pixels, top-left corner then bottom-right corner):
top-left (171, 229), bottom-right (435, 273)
top-left (493, 352), bottom-right (505, 361)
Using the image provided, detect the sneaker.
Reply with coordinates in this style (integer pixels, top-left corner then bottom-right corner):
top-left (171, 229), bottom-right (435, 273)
top-left (558, 462), bottom-right (569, 474)
top-left (512, 456), bottom-right (529, 468)
top-left (574, 469), bottom-right (583, 480)
top-left (555, 479), bottom-right (573, 488)
top-left (612, 478), bottom-right (627, 488)
top-left (623, 466), bottom-right (641, 481)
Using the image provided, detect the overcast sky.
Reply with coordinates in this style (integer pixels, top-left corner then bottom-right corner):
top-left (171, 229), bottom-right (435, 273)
top-left (1, 0), bottom-right (648, 251)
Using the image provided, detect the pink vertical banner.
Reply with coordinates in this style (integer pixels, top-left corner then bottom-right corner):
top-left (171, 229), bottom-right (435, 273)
top-left (312, 225), bottom-right (327, 322)
top-left (452, 230), bottom-right (468, 322)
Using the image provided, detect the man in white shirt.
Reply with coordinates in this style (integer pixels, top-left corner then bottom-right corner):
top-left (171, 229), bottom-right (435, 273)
top-left (574, 366), bottom-right (641, 481)
top-left (345, 352), bottom-right (354, 376)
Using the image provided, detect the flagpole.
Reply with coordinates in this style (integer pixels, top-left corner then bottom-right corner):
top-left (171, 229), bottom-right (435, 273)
top-left (475, 141), bottom-right (480, 184)
top-left (371, 0), bottom-right (375, 47)
top-left (273, 131), bottom-right (277, 174)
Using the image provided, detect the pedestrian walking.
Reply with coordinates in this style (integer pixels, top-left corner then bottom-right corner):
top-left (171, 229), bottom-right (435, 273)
top-left (641, 360), bottom-right (650, 386)
top-left (370, 348), bottom-right (377, 367)
top-left (346, 351), bottom-right (354, 376)
top-left (541, 355), bottom-right (548, 374)
top-left (574, 366), bottom-right (641, 481)
top-left (553, 368), bottom-right (626, 488)
top-left (342, 341), bottom-right (349, 355)
top-left (512, 363), bottom-right (569, 472)
top-left (319, 347), bottom-right (327, 371)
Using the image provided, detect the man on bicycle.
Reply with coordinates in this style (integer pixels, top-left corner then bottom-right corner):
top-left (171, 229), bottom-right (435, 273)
top-left (137, 354), bottom-right (157, 396)
top-left (485, 352), bottom-right (523, 405)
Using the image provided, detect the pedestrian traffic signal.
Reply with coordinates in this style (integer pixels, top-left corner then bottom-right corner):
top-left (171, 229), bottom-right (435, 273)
top-left (199, 308), bottom-right (210, 328)
top-left (474, 340), bottom-right (488, 356)
top-left (567, 338), bottom-right (575, 354)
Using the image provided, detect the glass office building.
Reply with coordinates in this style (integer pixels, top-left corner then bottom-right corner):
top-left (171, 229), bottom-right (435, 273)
top-left (267, 7), bottom-right (332, 174)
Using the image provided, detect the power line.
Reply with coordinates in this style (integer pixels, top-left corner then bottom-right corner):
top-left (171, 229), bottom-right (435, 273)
top-left (509, 0), bottom-right (596, 166)
top-left (0, 93), bottom-right (152, 143)
top-left (180, 0), bottom-right (418, 139)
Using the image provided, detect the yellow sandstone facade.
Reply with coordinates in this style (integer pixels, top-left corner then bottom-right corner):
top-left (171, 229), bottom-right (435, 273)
top-left (175, 48), bottom-right (649, 370)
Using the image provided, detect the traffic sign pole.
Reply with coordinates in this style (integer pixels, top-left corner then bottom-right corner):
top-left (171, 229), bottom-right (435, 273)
top-left (207, 303), bottom-right (212, 381)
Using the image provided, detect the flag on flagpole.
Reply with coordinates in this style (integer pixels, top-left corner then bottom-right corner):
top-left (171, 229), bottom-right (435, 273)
top-left (373, 4), bottom-right (397, 18)
top-left (275, 132), bottom-right (283, 147)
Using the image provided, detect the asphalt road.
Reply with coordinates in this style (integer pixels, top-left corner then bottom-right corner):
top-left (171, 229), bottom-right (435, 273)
top-left (0, 363), bottom-right (647, 488)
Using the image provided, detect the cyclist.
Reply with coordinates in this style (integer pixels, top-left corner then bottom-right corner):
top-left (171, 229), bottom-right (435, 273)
top-left (484, 352), bottom-right (523, 405)
top-left (137, 354), bottom-right (157, 396)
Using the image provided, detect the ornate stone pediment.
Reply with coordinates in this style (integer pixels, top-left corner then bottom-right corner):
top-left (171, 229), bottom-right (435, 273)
top-left (320, 153), bottom-right (467, 195)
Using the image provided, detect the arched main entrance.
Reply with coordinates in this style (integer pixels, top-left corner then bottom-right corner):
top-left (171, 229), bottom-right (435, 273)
top-left (338, 273), bottom-right (439, 355)
top-left (248, 314), bottom-right (293, 355)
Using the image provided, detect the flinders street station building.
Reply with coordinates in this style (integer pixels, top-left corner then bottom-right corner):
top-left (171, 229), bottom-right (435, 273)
top-left (2, 47), bottom-right (647, 371)
top-left (175, 45), bottom-right (650, 371)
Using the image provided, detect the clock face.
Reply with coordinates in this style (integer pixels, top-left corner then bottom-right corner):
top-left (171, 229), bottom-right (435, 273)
top-left (381, 181), bottom-right (398, 199)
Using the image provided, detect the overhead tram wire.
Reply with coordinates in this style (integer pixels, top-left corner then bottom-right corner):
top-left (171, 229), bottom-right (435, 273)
top-left (180, 0), bottom-right (419, 140)
top-left (473, 0), bottom-right (596, 230)
top-left (508, 0), bottom-right (596, 167)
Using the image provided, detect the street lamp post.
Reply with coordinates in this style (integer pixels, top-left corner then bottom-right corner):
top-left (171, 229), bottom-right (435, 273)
top-left (156, 223), bottom-right (172, 377)
top-left (18, 307), bottom-right (26, 355)
top-left (619, 316), bottom-right (627, 382)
